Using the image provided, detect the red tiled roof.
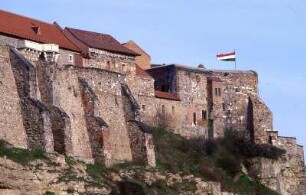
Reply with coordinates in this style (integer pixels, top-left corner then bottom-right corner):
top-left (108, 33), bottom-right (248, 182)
top-left (136, 65), bottom-right (152, 78)
top-left (65, 27), bottom-right (139, 56)
top-left (155, 91), bottom-right (180, 101)
top-left (0, 10), bottom-right (80, 52)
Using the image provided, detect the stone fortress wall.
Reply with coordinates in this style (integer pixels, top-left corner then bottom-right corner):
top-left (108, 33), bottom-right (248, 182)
top-left (0, 10), bottom-right (305, 194)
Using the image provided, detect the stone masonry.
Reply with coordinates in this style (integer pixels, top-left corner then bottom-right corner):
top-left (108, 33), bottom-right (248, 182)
top-left (0, 10), bottom-right (305, 194)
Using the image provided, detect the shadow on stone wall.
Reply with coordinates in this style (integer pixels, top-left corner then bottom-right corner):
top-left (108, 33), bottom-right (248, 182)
top-left (9, 48), bottom-right (53, 152)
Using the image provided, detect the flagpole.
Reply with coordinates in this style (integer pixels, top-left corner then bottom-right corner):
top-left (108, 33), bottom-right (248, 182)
top-left (234, 49), bottom-right (237, 70)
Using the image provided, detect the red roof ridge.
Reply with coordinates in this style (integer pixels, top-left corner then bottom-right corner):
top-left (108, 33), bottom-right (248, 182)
top-left (0, 10), bottom-right (81, 52)
top-left (135, 65), bottom-right (153, 78)
top-left (155, 91), bottom-right (180, 101)
top-left (56, 24), bottom-right (82, 52)
top-left (66, 27), bottom-right (113, 38)
top-left (65, 27), bottom-right (139, 56)
top-left (0, 9), bottom-right (53, 26)
top-left (123, 40), bottom-right (150, 57)
top-left (53, 21), bottom-right (63, 30)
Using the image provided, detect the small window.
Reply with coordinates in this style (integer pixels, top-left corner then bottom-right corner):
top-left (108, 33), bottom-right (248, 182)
top-left (69, 55), bottom-right (73, 62)
top-left (193, 112), bottom-right (197, 126)
top-left (172, 106), bottom-right (175, 114)
top-left (222, 103), bottom-right (226, 111)
top-left (142, 105), bottom-right (146, 111)
top-left (218, 88), bottom-right (221, 96)
top-left (162, 105), bottom-right (165, 114)
top-left (122, 64), bottom-right (126, 72)
top-left (269, 136), bottom-right (273, 144)
top-left (202, 110), bottom-right (207, 121)
top-left (215, 88), bottom-right (218, 96)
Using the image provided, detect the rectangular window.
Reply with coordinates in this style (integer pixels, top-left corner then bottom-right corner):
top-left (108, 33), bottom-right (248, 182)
top-left (142, 105), bottom-right (146, 111)
top-left (193, 112), bottom-right (197, 126)
top-left (215, 88), bottom-right (218, 96)
top-left (172, 106), bottom-right (175, 114)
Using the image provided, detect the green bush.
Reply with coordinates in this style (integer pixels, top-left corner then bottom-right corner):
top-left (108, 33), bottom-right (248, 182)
top-left (44, 191), bottom-right (55, 195)
top-left (152, 128), bottom-right (280, 194)
top-left (216, 153), bottom-right (241, 177)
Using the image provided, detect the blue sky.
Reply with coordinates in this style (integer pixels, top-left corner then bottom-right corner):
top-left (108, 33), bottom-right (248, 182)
top-left (2, 0), bottom-right (306, 149)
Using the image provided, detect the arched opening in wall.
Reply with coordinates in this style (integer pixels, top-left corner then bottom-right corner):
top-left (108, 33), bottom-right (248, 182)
top-left (193, 112), bottom-right (197, 126)
top-left (69, 55), bottom-right (74, 63)
top-left (202, 110), bottom-right (207, 121)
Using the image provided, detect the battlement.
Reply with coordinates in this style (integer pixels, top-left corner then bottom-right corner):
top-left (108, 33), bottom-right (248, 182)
top-left (0, 9), bottom-right (304, 195)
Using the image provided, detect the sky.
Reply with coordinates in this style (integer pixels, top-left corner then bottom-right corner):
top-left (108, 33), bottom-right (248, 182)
top-left (2, 0), bottom-right (306, 149)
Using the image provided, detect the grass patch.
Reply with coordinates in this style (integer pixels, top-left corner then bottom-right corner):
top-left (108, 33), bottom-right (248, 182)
top-left (0, 140), bottom-right (48, 165)
top-left (65, 156), bottom-right (77, 166)
top-left (86, 163), bottom-right (106, 183)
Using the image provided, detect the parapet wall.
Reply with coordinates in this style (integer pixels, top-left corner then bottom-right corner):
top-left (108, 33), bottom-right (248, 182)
top-left (0, 43), bottom-right (304, 193)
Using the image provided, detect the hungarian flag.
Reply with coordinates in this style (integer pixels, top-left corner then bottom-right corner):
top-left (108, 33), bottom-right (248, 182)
top-left (217, 51), bottom-right (236, 61)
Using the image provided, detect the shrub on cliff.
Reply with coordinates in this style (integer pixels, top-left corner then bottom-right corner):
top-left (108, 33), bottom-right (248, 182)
top-left (152, 128), bottom-right (280, 194)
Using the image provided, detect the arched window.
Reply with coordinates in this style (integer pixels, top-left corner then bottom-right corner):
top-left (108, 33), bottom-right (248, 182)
top-left (193, 112), bottom-right (197, 126)
top-left (202, 110), bottom-right (207, 120)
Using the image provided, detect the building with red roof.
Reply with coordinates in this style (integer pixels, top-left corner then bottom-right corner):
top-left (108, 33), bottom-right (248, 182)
top-left (0, 9), bottom-right (81, 64)
top-left (64, 27), bottom-right (140, 72)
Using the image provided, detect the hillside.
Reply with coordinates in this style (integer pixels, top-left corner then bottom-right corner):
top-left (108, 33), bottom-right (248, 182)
top-left (0, 128), bottom-right (284, 195)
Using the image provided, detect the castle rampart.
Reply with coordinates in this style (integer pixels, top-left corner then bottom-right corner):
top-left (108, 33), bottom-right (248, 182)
top-left (0, 9), bottom-right (304, 194)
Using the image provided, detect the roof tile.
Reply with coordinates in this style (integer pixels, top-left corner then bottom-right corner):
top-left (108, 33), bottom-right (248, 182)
top-left (155, 91), bottom-right (180, 101)
top-left (136, 65), bottom-right (152, 78)
top-left (0, 10), bottom-right (80, 52)
top-left (65, 27), bottom-right (139, 56)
